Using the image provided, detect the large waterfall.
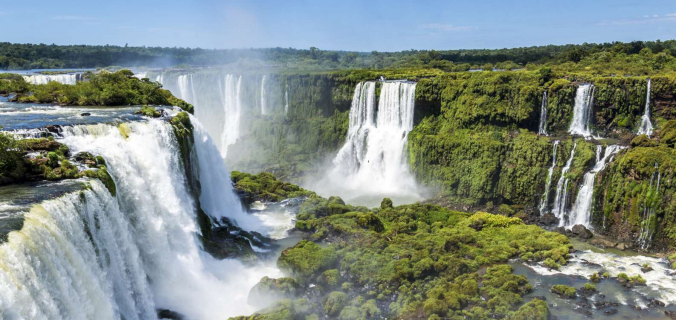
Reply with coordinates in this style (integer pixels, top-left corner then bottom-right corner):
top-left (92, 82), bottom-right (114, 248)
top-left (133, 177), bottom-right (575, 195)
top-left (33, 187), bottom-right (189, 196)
top-left (551, 142), bottom-right (577, 221)
top-left (155, 72), bottom-right (277, 157)
top-left (321, 80), bottom-right (420, 206)
top-left (539, 140), bottom-right (559, 214)
top-left (22, 73), bottom-right (80, 85)
top-left (564, 145), bottom-right (621, 228)
top-left (0, 120), bottom-right (280, 319)
top-left (538, 91), bottom-right (548, 135)
top-left (638, 164), bottom-right (661, 249)
top-left (569, 84), bottom-right (595, 138)
top-left (637, 78), bottom-right (654, 137)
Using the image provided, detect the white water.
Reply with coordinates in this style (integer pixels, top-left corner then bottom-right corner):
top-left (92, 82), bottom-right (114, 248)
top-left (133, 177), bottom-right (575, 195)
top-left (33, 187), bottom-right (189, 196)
top-left (564, 145), bottom-right (621, 228)
top-left (538, 91), bottom-right (548, 135)
top-left (321, 81), bottom-right (421, 205)
top-left (177, 74), bottom-right (197, 106)
top-left (637, 79), bottom-right (654, 137)
top-left (569, 84), bottom-right (595, 138)
top-left (552, 142), bottom-right (577, 221)
top-left (212, 74), bottom-right (242, 158)
top-left (284, 86), bottom-right (289, 115)
top-left (260, 75), bottom-right (267, 115)
top-left (530, 250), bottom-right (676, 306)
top-left (0, 120), bottom-right (282, 319)
top-left (22, 74), bottom-right (79, 85)
top-left (133, 72), bottom-right (147, 80)
top-left (539, 140), bottom-right (559, 214)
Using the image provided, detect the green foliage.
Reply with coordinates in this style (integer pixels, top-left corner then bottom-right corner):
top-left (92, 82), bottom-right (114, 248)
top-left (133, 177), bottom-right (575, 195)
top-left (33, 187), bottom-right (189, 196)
top-left (10, 70), bottom-right (193, 112)
top-left (277, 240), bottom-right (338, 281)
top-left (231, 171), bottom-right (314, 204)
top-left (583, 283), bottom-right (596, 292)
top-left (550, 284), bottom-right (576, 298)
top-left (507, 299), bottom-right (548, 320)
top-left (134, 105), bottom-right (161, 117)
top-left (0, 131), bottom-right (26, 184)
top-left (324, 292), bottom-right (348, 316)
top-left (252, 202), bottom-right (564, 319)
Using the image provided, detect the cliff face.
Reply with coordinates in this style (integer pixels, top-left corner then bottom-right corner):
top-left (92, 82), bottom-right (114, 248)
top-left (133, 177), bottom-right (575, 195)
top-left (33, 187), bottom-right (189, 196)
top-left (200, 68), bottom-right (676, 250)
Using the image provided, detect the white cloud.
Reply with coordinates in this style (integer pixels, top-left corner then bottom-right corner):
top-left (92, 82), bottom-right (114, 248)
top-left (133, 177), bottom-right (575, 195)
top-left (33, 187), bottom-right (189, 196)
top-left (598, 14), bottom-right (676, 26)
top-left (51, 15), bottom-right (95, 21)
top-left (417, 23), bottom-right (477, 32)
top-left (667, 13), bottom-right (676, 17)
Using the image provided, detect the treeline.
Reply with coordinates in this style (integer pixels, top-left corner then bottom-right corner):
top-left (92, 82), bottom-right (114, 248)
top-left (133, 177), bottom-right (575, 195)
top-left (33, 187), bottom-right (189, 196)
top-left (2, 40), bottom-right (676, 74)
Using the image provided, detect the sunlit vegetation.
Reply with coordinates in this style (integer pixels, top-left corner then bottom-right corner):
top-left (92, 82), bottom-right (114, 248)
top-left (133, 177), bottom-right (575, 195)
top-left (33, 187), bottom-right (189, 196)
top-left (233, 195), bottom-right (569, 320)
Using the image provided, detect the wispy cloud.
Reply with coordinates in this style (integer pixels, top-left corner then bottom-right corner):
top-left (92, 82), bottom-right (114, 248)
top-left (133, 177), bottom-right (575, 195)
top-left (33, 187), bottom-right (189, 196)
top-left (417, 23), bottom-right (477, 32)
top-left (51, 15), bottom-right (95, 21)
top-left (598, 13), bottom-right (676, 26)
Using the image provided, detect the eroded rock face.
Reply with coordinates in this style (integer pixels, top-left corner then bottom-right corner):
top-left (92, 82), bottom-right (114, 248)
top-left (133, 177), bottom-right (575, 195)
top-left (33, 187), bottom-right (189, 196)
top-left (538, 213), bottom-right (558, 226)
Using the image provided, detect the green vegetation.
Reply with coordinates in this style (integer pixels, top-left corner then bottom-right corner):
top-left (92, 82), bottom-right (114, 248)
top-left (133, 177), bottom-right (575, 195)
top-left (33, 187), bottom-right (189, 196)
top-left (550, 284), bottom-right (576, 298)
top-left (3, 40), bottom-right (676, 74)
top-left (134, 105), bottom-right (161, 117)
top-left (231, 171), bottom-right (314, 205)
top-left (3, 70), bottom-right (193, 112)
top-left (237, 199), bottom-right (570, 319)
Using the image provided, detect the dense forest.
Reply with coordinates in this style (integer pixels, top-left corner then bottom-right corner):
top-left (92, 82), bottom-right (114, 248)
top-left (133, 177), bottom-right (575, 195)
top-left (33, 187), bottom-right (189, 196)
top-left (2, 40), bottom-right (676, 74)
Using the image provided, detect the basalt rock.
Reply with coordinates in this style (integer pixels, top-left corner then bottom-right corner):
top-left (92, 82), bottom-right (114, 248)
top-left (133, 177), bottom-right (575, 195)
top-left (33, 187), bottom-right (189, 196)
top-left (590, 238), bottom-right (617, 249)
top-left (539, 213), bottom-right (558, 226)
top-left (571, 224), bottom-right (593, 239)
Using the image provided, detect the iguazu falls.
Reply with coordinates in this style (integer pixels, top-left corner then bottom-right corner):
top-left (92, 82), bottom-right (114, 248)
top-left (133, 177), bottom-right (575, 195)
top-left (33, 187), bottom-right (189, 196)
top-left (3, 1), bottom-right (676, 320)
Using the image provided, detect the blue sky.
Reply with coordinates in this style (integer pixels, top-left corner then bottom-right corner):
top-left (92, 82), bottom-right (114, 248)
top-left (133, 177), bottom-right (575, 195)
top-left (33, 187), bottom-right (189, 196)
top-left (2, 0), bottom-right (675, 51)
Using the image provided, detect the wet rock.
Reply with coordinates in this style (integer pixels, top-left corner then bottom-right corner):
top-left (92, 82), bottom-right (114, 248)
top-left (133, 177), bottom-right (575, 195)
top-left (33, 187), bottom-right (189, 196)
top-left (641, 264), bottom-right (653, 273)
top-left (648, 299), bottom-right (666, 308)
top-left (665, 310), bottom-right (676, 319)
top-left (577, 297), bottom-right (592, 309)
top-left (45, 125), bottom-right (62, 134)
top-left (590, 238), bottom-right (617, 249)
top-left (80, 112), bottom-right (91, 116)
top-left (157, 309), bottom-right (184, 319)
top-left (532, 296), bottom-right (547, 301)
top-left (539, 213), bottom-right (558, 226)
top-left (604, 309), bottom-right (618, 316)
top-left (574, 308), bottom-right (593, 317)
top-left (571, 224), bottom-right (593, 239)
top-left (616, 242), bottom-right (627, 251)
top-left (594, 301), bottom-right (620, 309)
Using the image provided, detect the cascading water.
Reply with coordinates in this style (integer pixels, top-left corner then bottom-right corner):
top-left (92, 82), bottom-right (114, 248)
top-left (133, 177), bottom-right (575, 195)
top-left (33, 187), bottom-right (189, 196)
top-left (569, 84), bottom-right (595, 138)
top-left (552, 142), bottom-right (577, 221)
top-left (539, 140), bottom-right (559, 214)
top-left (22, 74), bottom-right (80, 85)
top-left (564, 145), bottom-right (621, 228)
top-left (637, 78), bottom-right (654, 137)
top-left (284, 85), bottom-right (289, 115)
top-left (213, 74), bottom-right (242, 158)
top-left (177, 74), bottom-right (197, 106)
top-left (538, 91), bottom-right (548, 135)
top-left (323, 81), bottom-right (420, 205)
top-left (638, 163), bottom-right (661, 249)
top-left (260, 75), bottom-right (267, 115)
top-left (0, 120), bottom-right (280, 320)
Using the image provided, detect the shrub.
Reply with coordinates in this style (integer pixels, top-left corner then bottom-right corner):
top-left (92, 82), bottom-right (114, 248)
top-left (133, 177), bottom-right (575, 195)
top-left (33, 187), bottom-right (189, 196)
top-left (551, 284), bottom-right (576, 298)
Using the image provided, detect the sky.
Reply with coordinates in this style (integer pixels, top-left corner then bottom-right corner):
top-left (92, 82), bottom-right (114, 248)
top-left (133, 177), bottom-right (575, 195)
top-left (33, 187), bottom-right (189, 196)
top-left (2, 0), bottom-right (675, 52)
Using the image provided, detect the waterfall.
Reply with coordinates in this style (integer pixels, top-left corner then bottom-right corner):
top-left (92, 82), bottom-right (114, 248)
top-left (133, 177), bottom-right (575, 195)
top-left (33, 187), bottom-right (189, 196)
top-left (260, 75), bottom-right (267, 115)
top-left (0, 120), bottom-right (279, 319)
top-left (284, 85), bottom-right (289, 115)
top-left (324, 81), bottom-right (420, 205)
top-left (538, 91), bottom-right (548, 135)
top-left (157, 72), bottom-right (246, 158)
top-left (22, 74), bottom-right (80, 85)
top-left (564, 145), bottom-right (621, 228)
top-left (216, 74), bottom-right (242, 158)
top-left (177, 74), bottom-right (196, 105)
top-left (638, 164), bottom-right (661, 249)
top-left (637, 78), bottom-right (654, 137)
top-left (552, 142), bottom-right (577, 222)
top-left (539, 140), bottom-right (559, 214)
top-left (133, 72), bottom-right (147, 79)
top-left (569, 84), bottom-right (595, 138)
